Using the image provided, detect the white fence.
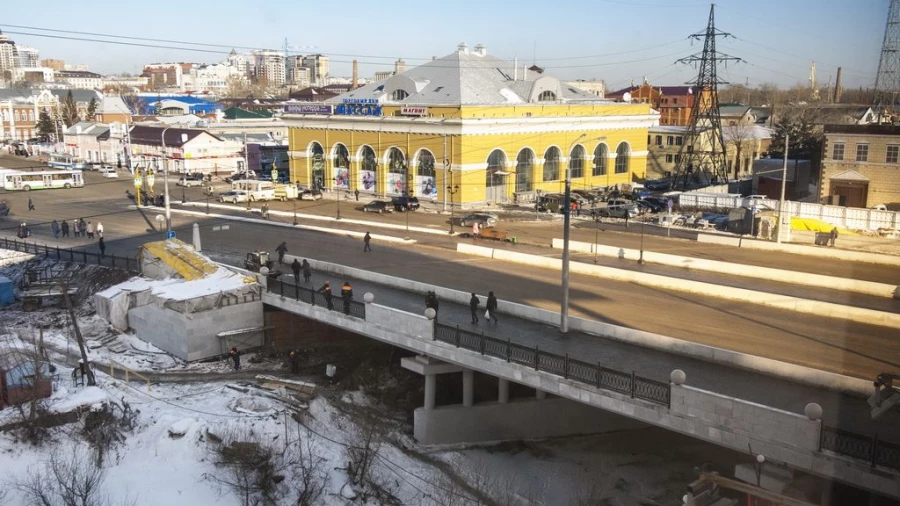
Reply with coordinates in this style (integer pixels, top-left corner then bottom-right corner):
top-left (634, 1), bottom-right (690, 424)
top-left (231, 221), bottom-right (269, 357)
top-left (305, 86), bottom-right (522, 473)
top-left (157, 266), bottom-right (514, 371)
top-left (678, 192), bottom-right (900, 231)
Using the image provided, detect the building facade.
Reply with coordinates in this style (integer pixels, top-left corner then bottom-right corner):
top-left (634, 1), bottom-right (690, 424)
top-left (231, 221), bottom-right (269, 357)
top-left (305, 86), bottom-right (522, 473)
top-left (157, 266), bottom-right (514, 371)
top-left (128, 125), bottom-right (243, 175)
top-left (284, 44), bottom-right (655, 207)
top-left (646, 124), bottom-right (772, 180)
top-left (0, 31), bottom-right (16, 73)
top-left (142, 64), bottom-right (184, 89)
top-left (565, 79), bottom-right (605, 98)
top-left (607, 83), bottom-right (697, 126)
top-left (820, 124), bottom-right (900, 208)
top-left (0, 88), bottom-right (100, 141)
top-left (251, 50), bottom-right (285, 86)
top-left (55, 70), bottom-right (102, 90)
top-left (14, 45), bottom-right (40, 68)
top-left (41, 58), bottom-right (65, 71)
top-left (302, 54), bottom-right (329, 86)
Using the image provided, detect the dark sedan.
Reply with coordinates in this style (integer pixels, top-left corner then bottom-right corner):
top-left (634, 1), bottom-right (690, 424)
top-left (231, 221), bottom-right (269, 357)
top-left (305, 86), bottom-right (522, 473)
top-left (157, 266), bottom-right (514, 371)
top-left (362, 200), bottom-right (394, 213)
top-left (460, 213), bottom-right (499, 228)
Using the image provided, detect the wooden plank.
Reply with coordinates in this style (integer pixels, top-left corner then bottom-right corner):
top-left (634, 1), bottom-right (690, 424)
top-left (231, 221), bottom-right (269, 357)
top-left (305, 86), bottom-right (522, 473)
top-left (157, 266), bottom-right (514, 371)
top-left (699, 473), bottom-right (816, 506)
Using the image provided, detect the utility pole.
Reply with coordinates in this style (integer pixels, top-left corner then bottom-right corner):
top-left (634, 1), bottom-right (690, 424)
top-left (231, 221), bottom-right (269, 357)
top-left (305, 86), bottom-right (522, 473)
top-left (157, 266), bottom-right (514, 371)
top-left (442, 134), bottom-right (448, 213)
top-left (62, 281), bottom-right (95, 386)
top-left (875, 0), bottom-right (900, 121)
top-left (777, 133), bottom-right (789, 244)
top-left (561, 133), bottom-right (586, 334)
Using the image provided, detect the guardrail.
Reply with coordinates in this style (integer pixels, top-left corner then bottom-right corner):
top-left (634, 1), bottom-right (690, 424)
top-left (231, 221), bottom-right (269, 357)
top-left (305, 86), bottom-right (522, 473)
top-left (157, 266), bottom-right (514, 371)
top-left (0, 237), bottom-right (140, 274)
top-left (821, 425), bottom-right (900, 472)
top-left (267, 278), bottom-right (366, 319)
top-left (108, 359), bottom-right (152, 391)
top-left (434, 322), bottom-right (671, 407)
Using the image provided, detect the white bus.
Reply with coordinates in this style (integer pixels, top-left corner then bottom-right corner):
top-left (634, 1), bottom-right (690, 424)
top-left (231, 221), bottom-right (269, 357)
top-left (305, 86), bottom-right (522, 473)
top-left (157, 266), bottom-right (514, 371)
top-left (3, 170), bottom-right (85, 191)
top-left (48, 153), bottom-right (88, 171)
top-left (231, 180), bottom-right (276, 201)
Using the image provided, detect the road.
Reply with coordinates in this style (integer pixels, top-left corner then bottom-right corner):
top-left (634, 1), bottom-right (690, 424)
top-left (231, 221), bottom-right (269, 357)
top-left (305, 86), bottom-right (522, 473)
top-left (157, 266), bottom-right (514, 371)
top-left (1, 153), bottom-right (899, 381)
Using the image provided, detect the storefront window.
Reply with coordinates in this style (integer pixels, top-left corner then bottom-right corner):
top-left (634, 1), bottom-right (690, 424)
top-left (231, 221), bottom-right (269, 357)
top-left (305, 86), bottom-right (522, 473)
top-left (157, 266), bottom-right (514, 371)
top-left (359, 145), bottom-right (377, 192)
top-left (593, 144), bottom-right (608, 176)
top-left (387, 147), bottom-right (407, 195)
top-left (332, 143), bottom-right (350, 189)
top-left (486, 149), bottom-right (507, 188)
top-left (310, 142), bottom-right (325, 190)
top-left (416, 149), bottom-right (437, 198)
top-left (543, 146), bottom-right (560, 181)
top-left (569, 145), bottom-right (585, 179)
top-left (516, 149), bottom-right (534, 192)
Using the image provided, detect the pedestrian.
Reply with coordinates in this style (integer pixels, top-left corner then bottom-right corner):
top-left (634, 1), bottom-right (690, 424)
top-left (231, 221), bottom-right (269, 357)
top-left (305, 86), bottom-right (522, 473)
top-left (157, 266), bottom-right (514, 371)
top-left (319, 281), bottom-right (333, 310)
top-left (275, 241), bottom-right (288, 264)
top-left (28, 197), bottom-right (34, 211)
top-left (363, 231), bottom-right (372, 252)
top-left (302, 259), bottom-right (312, 282)
top-left (229, 347), bottom-right (241, 371)
top-left (624, 211), bottom-right (630, 228)
top-left (98, 236), bottom-right (106, 257)
top-left (341, 281), bottom-right (354, 315)
top-left (486, 291), bottom-right (499, 323)
top-left (96, 222), bottom-right (104, 238)
top-left (830, 227), bottom-right (839, 247)
top-left (469, 292), bottom-right (480, 324)
top-left (472, 221), bottom-right (480, 239)
top-left (425, 290), bottom-right (439, 319)
top-left (61, 219), bottom-right (69, 238)
top-left (291, 258), bottom-right (301, 284)
top-left (289, 350), bottom-right (299, 374)
top-left (86, 221), bottom-right (95, 239)
top-left (354, 189), bottom-right (360, 201)
top-left (51, 219), bottom-right (60, 239)
top-left (71, 219), bottom-right (79, 238)
top-left (79, 218), bottom-right (87, 238)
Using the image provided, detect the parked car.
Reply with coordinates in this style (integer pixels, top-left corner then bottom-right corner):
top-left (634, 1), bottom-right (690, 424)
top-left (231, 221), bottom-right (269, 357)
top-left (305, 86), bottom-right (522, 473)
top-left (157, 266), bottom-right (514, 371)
top-left (460, 213), bottom-right (499, 228)
top-left (645, 179), bottom-right (672, 192)
top-left (299, 190), bottom-right (323, 201)
top-left (176, 173), bottom-right (204, 187)
top-left (591, 199), bottom-right (639, 219)
top-left (362, 200), bottom-right (394, 213)
top-left (98, 166), bottom-right (119, 178)
top-left (225, 170), bottom-right (257, 183)
top-left (218, 190), bottom-right (249, 203)
top-left (636, 199), bottom-right (664, 213)
top-left (536, 193), bottom-right (566, 213)
top-left (391, 195), bottom-right (420, 211)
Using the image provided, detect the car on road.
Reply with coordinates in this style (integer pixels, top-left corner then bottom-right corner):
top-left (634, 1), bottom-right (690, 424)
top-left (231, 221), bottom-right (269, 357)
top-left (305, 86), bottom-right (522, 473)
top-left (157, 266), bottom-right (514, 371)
top-left (460, 213), bottom-right (499, 228)
top-left (176, 173), bottom-right (205, 187)
top-left (590, 199), bottom-right (639, 219)
top-left (645, 179), bottom-right (672, 192)
top-left (391, 195), bottom-right (420, 212)
top-left (636, 199), bottom-right (664, 213)
top-left (225, 170), bottom-right (257, 183)
top-left (362, 200), bottom-right (394, 213)
top-left (299, 190), bottom-right (323, 201)
top-left (218, 190), bottom-right (249, 203)
top-left (98, 166), bottom-right (119, 178)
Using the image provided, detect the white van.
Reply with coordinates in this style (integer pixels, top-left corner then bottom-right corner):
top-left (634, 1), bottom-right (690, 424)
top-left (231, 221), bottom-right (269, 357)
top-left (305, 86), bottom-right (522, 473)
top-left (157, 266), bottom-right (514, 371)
top-left (232, 180), bottom-right (275, 201)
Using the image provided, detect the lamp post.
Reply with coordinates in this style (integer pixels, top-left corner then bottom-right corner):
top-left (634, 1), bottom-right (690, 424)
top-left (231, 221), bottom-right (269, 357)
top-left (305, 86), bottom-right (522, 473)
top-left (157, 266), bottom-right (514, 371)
top-left (776, 133), bottom-right (789, 244)
top-left (160, 127), bottom-right (172, 235)
top-left (639, 218), bottom-right (646, 264)
top-left (334, 178), bottom-right (342, 220)
top-left (446, 169), bottom-right (460, 234)
top-left (560, 133), bottom-right (586, 334)
top-left (293, 199), bottom-right (298, 226)
top-left (593, 214), bottom-right (600, 263)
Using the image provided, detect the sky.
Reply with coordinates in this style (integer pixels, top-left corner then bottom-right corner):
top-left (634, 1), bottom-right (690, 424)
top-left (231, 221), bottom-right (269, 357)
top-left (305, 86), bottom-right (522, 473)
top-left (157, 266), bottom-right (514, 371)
top-left (0, 0), bottom-right (890, 91)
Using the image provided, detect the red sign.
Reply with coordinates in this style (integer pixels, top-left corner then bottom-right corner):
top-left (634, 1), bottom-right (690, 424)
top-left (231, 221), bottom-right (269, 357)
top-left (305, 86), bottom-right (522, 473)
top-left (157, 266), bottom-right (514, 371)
top-left (400, 106), bottom-right (428, 116)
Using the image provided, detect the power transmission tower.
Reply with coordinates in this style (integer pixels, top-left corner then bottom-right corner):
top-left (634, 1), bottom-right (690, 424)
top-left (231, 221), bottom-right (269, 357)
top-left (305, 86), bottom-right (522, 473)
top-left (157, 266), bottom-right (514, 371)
top-left (875, 0), bottom-right (900, 121)
top-left (673, 4), bottom-right (741, 190)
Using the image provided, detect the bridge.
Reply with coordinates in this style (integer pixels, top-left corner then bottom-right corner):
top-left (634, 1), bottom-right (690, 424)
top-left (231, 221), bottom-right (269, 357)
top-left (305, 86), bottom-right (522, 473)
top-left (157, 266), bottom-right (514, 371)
top-left (260, 255), bottom-right (900, 501)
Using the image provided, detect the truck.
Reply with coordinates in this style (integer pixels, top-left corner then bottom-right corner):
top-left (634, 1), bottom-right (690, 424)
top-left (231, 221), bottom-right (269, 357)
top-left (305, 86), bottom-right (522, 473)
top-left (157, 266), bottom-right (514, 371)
top-left (232, 180), bottom-right (276, 202)
top-left (274, 183), bottom-right (298, 201)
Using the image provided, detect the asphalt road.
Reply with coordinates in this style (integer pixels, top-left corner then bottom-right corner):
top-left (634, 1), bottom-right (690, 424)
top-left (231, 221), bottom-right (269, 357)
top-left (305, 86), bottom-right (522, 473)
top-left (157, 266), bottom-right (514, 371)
top-left (2, 153), bottom-right (899, 381)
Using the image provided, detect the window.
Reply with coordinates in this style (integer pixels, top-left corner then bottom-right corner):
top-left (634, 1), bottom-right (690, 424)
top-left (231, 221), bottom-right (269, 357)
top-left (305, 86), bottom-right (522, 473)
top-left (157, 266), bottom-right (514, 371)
top-left (538, 90), bottom-right (557, 101)
top-left (673, 97), bottom-right (679, 104)
top-left (592, 145), bottom-right (608, 176)
top-left (486, 149), bottom-right (506, 188)
top-left (516, 149), bottom-right (534, 192)
top-left (832, 143), bottom-right (844, 160)
top-left (417, 150), bottom-right (436, 177)
top-left (391, 89), bottom-right (409, 101)
top-left (569, 145), bottom-right (585, 178)
top-left (674, 154), bottom-right (681, 163)
top-left (667, 136), bottom-right (674, 146)
top-left (856, 144), bottom-right (868, 162)
top-left (433, 86), bottom-right (444, 92)
top-left (675, 136), bottom-right (683, 146)
top-left (14, 110), bottom-right (20, 122)
top-left (309, 142), bottom-right (325, 189)
top-left (543, 146), bottom-right (560, 181)
top-left (887, 145), bottom-right (899, 164)
top-left (655, 135), bottom-right (662, 146)
top-left (665, 154), bottom-right (674, 163)
top-left (615, 143), bottom-right (630, 174)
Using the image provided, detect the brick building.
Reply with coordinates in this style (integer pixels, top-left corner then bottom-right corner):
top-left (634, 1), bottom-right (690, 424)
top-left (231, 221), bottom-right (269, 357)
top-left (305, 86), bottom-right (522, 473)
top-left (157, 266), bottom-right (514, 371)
top-left (820, 124), bottom-right (900, 208)
top-left (606, 83), bottom-right (698, 126)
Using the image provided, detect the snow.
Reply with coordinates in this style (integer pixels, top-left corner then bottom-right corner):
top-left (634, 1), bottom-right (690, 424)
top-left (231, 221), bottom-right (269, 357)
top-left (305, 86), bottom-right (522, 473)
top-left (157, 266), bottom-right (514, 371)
top-left (100, 267), bottom-right (251, 302)
top-left (51, 386), bottom-right (108, 413)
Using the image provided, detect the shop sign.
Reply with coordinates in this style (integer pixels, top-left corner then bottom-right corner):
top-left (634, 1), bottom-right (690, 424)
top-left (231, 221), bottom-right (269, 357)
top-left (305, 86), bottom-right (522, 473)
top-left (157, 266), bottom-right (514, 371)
top-left (400, 106), bottom-right (428, 116)
top-left (335, 98), bottom-right (382, 117)
top-left (284, 104), bottom-right (333, 115)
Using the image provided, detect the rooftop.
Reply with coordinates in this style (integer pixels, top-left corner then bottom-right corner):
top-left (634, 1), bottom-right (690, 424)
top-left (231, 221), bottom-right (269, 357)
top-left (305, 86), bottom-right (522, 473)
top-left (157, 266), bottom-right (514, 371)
top-left (128, 125), bottom-right (219, 147)
top-left (824, 123), bottom-right (900, 135)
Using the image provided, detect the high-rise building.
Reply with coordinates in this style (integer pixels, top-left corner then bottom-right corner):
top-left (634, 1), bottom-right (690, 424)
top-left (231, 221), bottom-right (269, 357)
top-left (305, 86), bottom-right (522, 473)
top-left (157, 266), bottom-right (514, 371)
top-left (251, 50), bottom-right (285, 86)
top-left (394, 58), bottom-right (406, 74)
top-left (227, 49), bottom-right (251, 76)
top-left (142, 63), bottom-right (184, 89)
top-left (14, 45), bottom-right (40, 68)
top-left (41, 58), bottom-right (66, 71)
top-left (286, 55), bottom-right (311, 87)
top-left (302, 54), bottom-right (329, 86)
top-left (0, 31), bottom-right (16, 73)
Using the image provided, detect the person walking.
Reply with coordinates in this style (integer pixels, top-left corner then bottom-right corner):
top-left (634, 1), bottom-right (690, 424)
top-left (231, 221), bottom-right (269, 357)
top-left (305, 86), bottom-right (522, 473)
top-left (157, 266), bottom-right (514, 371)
top-left (98, 236), bottom-right (106, 257)
top-left (289, 350), bottom-right (299, 374)
top-left (291, 258), bottom-right (301, 284)
top-left (86, 221), bottom-right (95, 239)
top-left (472, 221), bottom-right (480, 239)
top-left (469, 293), bottom-right (480, 324)
top-left (79, 218), bottom-right (87, 238)
top-left (60, 219), bottom-right (69, 238)
top-left (341, 281), bottom-right (354, 315)
top-left (425, 291), bottom-right (439, 319)
top-left (275, 241), bottom-right (288, 264)
top-left (319, 281), bottom-right (334, 310)
top-left (96, 222), bottom-right (104, 238)
top-left (830, 227), bottom-right (839, 247)
top-left (363, 232), bottom-right (372, 252)
top-left (354, 189), bottom-right (360, 201)
top-left (229, 347), bottom-right (241, 371)
top-left (71, 219), bottom-right (79, 238)
top-left (28, 197), bottom-right (35, 211)
top-left (302, 259), bottom-right (312, 283)
top-left (51, 219), bottom-right (60, 239)
top-left (486, 291), bottom-right (499, 323)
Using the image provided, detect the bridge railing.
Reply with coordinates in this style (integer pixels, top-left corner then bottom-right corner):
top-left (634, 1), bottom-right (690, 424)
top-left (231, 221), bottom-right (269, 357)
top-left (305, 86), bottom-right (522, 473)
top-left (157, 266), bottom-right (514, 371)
top-left (267, 278), bottom-right (366, 319)
top-left (434, 322), bottom-right (671, 407)
top-left (821, 425), bottom-right (900, 472)
top-left (0, 237), bottom-right (140, 274)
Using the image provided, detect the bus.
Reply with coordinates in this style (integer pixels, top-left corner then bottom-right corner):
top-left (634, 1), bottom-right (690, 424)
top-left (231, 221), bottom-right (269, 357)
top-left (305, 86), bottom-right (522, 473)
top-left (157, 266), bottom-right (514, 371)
top-left (47, 153), bottom-right (88, 171)
top-left (3, 170), bottom-right (85, 191)
top-left (231, 180), bottom-right (276, 201)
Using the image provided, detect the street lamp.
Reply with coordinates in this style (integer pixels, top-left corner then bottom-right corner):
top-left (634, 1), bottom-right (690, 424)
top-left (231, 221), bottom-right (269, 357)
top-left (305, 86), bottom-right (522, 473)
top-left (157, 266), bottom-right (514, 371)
top-left (160, 127), bottom-right (172, 235)
top-left (777, 132), bottom-right (789, 244)
top-left (293, 199), bottom-right (298, 226)
top-left (334, 178), bottom-right (342, 220)
top-left (446, 169), bottom-right (460, 234)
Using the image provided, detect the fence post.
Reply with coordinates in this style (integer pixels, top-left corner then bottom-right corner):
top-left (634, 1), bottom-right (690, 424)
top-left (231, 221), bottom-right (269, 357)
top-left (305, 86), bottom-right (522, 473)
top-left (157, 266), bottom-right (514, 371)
top-left (507, 338), bottom-right (511, 362)
top-left (83, 250), bottom-right (87, 263)
top-left (596, 362), bottom-right (601, 389)
top-left (872, 434), bottom-right (879, 468)
top-left (56, 246), bottom-right (60, 260)
top-left (534, 346), bottom-right (539, 370)
top-left (294, 283), bottom-right (299, 301)
top-left (818, 422), bottom-right (824, 451)
top-left (69, 248), bottom-right (74, 261)
top-left (565, 354), bottom-right (569, 379)
top-left (630, 371), bottom-right (636, 398)
top-left (480, 332), bottom-right (485, 355)
top-left (455, 326), bottom-right (461, 348)
top-left (279, 280), bottom-right (284, 297)
top-left (310, 288), bottom-right (315, 306)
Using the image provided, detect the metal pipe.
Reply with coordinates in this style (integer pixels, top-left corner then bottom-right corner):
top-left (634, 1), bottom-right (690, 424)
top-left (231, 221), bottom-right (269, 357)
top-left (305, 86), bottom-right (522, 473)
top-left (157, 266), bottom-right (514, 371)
top-left (561, 133), bottom-right (586, 333)
top-left (777, 133), bottom-right (789, 244)
top-left (161, 127), bottom-right (171, 235)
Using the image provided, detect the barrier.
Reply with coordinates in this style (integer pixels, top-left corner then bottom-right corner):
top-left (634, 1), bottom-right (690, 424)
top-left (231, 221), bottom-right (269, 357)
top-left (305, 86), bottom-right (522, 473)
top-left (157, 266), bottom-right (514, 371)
top-left (108, 359), bottom-right (152, 391)
top-left (696, 233), bottom-right (900, 266)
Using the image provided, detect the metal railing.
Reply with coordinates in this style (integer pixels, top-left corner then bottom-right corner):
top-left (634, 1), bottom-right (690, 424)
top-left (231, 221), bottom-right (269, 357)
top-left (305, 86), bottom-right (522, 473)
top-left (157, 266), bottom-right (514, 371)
top-left (266, 278), bottom-right (366, 319)
top-left (435, 322), bottom-right (671, 407)
top-left (0, 237), bottom-right (140, 274)
top-left (821, 425), bottom-right (900, 472)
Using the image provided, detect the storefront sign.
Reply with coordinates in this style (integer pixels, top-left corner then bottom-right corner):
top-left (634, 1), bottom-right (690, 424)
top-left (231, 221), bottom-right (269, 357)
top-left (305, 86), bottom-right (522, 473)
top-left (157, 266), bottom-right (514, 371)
top-left (283, 104), bottom-right (333, 115)
top-left (335, 98), bottom-right (382, 117)
top-left (400, 106), bottom-right (428, 116)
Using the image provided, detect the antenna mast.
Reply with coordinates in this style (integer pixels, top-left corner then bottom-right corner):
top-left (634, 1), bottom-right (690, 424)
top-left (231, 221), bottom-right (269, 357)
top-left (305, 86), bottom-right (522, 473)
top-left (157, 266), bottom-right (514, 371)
top-left (875, 0), bottom-right (900, 121)
top-left (672, 4), bottom-right (741, 190)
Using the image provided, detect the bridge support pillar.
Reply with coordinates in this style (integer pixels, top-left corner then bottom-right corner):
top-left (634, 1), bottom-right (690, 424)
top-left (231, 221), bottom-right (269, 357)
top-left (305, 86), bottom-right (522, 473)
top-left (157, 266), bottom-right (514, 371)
top-left (498, 378), bottom-right (509, 404)
top-left (535, 389), bottom-right (547, 400)
top-left (424, 373), bottom-right (436, 411)
top-left (462, 370), bottom-right (474, 407)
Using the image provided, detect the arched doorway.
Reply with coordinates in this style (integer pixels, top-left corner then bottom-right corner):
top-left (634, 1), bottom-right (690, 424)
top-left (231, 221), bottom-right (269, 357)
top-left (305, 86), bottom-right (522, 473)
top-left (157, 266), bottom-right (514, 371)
top-left (386, 147), bottom-right (407, 196)
top-left (416, 149), bottom-right (437, 199)
top-left (332, 143), bottom-right (350, 189)
top-left (485, 149), bottom-right (508, 203)
top-left (515, 149), bottom-right (534, 193)
top-left (309, 142), bottom-right (325, 190)
top-left (359, 145), bottom-right (377, 193)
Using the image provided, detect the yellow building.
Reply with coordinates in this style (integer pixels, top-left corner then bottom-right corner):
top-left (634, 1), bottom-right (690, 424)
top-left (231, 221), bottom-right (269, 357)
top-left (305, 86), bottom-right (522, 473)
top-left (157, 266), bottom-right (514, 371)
top-left (283, 43), bottom-right (657, 207)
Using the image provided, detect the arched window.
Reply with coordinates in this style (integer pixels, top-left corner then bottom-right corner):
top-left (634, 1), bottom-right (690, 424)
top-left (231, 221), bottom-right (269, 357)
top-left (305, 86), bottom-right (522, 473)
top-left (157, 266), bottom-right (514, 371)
top-left (516, 149), bottom-right (534, 192)
top-left (416, 149), bottom-right (437, 198)
top-left (387, 147), bottom-right (407, 195)
top-left (309, 142), bottom-right (325, 190)
top-left (538, 90), bottom-right (557, 101)
top-left (569, 145), bottom-right (585, 179)
top-left (391, 89), bottom-right (409, 101)
top-left (332, 143), bottom-right (349, 188)
top-left (543, 146), bottom-right (560, 182)
top-left (359, 145), bottom-right (377, 192)
top-left (416, 150), bottom-right (435, 177)
top-left (485, 149), bottom-right (507, 188)
top-left (615, 143), bottom-right (630, 174)
top-left (592, 144), bottom-right (608, 176)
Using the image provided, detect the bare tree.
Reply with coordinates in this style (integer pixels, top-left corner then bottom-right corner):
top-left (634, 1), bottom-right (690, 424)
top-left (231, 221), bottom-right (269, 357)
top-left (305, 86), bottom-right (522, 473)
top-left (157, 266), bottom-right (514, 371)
top-left (3, 328), bottom-right (53, 445)
top-left (725, 122), bottom-right (756, 179)
top-left (204, 426), bottom-right (289, 506)
top-left (345, 413), bottom-right (383, 486)
top-left (292, 428), bottom-right (329, 506)
top-left (11, 446), bottom-right (133, 506)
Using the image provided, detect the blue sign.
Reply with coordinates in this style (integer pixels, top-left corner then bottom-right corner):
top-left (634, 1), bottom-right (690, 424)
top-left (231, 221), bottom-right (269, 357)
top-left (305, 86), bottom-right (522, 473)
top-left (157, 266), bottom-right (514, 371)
top-left (335, 98), bottom-right (382, 116)
top-left (166, 231), bottom-right (176, 239)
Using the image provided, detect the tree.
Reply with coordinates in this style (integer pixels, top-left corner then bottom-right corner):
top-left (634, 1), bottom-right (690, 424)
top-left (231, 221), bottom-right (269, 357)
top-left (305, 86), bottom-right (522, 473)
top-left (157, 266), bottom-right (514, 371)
top-left (725, 122), bottom-right (756, 178)
top-left (61, 90), bottom-right (81, 127)
top-left (35, 109), bottom-right (58, 142)
top-left (86, 97), bottom-right (98, 121)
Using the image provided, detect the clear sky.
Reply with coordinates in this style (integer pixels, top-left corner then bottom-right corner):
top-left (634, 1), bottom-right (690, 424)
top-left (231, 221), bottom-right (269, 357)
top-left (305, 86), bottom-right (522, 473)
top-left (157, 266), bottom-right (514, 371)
top-left (0, 0), bottom-right (889, 91)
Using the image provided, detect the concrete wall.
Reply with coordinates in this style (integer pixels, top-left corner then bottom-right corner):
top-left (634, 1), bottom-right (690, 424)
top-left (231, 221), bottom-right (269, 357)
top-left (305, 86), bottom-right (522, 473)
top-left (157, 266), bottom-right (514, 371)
top-left (553, 238), bottom-right (899, 299)
top-left (696, 233), bottom-right (900, 266)
top-left (128, 301), bottom-right (263, 361)
top-left (414, 397), bottom-right (647, 445)
top-left (455, 243), bottom-right (900, 329)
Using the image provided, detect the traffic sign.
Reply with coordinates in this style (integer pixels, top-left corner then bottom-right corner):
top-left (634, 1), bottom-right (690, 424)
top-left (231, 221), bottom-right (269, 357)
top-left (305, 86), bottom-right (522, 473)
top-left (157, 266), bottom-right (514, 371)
top-left (147, 174), bottom-right (155, 186)
top-left (166, 231), bottom-right (176, 239)
top-left (133, 176), bottom-right (142, 187)
top-left (271, 169), bottom-right (279, 181)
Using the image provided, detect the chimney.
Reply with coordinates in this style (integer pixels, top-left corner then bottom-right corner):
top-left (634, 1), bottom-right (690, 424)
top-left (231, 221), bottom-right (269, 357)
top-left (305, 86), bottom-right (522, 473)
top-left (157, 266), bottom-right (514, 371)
top-left (474, 44), bottom-right (487, 57)
top-left (457, 42), bottom-right (469, 54)
top-left (351, 59), bottom-right (358, 90)
top-left (833, 67), bottom-right (843, 103)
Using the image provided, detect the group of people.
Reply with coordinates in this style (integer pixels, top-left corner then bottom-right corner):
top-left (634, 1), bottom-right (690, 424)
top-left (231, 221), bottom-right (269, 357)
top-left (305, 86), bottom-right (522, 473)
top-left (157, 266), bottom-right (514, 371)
top-left (314, 280), bottom-right (355, 315)
top-left (49, 218), bottom-right (102, 240)
top-left (469, 292), bottom-right (499, 324)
